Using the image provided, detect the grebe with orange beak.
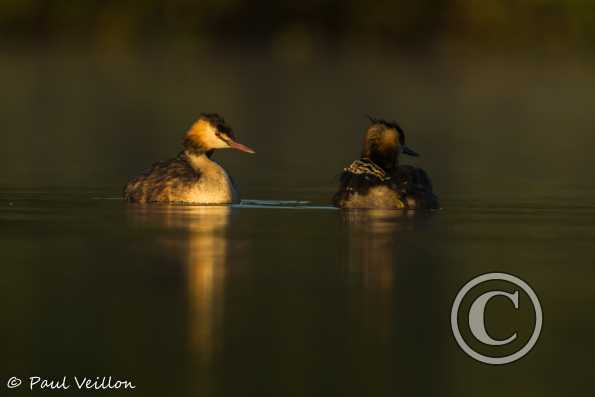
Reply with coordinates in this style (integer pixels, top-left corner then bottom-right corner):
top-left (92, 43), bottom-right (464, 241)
top-left (124, 113), bottom-right (254, 204)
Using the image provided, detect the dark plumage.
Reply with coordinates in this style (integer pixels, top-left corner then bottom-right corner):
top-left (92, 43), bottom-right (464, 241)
top-left (332, 117), bottom-right (439, 210)
top-left (123, 152), bottom-right (205, 204)
top-left (199, 113), bottom-right (234, 137)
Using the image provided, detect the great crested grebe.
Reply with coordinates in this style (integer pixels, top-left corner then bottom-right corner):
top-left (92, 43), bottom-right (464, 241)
top-left (332, 116), bottom-right (439, 210)
top-left (124, 113), bottom-right (254, 204)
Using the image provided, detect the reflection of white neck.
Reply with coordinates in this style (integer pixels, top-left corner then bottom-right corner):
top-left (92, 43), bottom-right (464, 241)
top-left (149, 206), bottom-right (230, 362)
top-left (185, 207), bottom-right (230, 361)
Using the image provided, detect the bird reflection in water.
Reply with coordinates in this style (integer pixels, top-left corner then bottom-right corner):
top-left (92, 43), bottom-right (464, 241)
top-left (128, 205), bottom-right (230, 363)
top-left (342, 210), bottom-right (415, 342)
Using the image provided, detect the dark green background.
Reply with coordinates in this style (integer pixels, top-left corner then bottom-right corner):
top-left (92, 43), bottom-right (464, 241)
top-left (1, 1), bottom-right (594, 396)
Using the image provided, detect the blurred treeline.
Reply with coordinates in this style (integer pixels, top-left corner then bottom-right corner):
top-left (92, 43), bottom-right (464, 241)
top-left (1, 0), bottom-right (595, 50)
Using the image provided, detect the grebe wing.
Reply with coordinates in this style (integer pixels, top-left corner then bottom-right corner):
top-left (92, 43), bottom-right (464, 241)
top-left (394, 165), bottom-right (439, 209)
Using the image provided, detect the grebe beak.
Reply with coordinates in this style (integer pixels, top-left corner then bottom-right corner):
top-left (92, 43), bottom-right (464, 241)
top-left (230, 141), bottom-right (256, 154)
top-left (402, 145), bottom-right (419, 157)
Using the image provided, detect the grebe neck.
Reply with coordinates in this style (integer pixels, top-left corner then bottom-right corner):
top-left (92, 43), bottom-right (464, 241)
top-left (361, 152), bottom-right (398, 174)
top-left (184, 149), bottom-right (220, 173)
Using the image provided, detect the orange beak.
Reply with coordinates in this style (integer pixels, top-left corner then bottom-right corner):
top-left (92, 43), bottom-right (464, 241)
top-left (230, 141), bottom-right (256, 154)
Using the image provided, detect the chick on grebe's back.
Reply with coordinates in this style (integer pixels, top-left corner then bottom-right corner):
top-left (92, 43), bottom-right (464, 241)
top-left (333, 116), bottom-right (438, 210)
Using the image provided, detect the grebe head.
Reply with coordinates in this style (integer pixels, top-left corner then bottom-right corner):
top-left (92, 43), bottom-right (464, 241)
top-left (361, 116), bottom-right (418, 171)
top-left (184, 113), bottom-right (255, 154)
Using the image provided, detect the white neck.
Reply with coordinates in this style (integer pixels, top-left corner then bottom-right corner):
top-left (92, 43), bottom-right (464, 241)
top-left (185, 150), bottom-right (214, 171)
top-left (183, 149), bottom-right (238, 204)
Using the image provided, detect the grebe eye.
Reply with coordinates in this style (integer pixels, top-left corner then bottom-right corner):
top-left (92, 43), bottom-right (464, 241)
top-left (215, 131), bottom-right (232, 145)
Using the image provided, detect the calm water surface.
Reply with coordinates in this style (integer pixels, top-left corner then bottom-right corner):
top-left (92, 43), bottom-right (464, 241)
top-left (1, 187), bottom-right (594, 396)
top-left (2, 47), bottom-right (595, 395)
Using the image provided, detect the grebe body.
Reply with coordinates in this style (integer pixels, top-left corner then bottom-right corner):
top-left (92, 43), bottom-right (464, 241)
top-left (333, 117), bottom-right (438, 210)
top-left (124, 113), bottom-right (254, 205)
